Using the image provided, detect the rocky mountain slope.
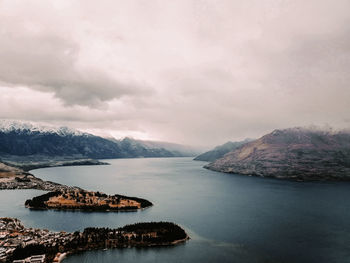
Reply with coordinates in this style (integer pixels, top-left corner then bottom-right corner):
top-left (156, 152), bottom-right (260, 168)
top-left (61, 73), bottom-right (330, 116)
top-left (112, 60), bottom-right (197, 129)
top-left (194, 139), bottom-right (252, 162)
top-left (205, 128), bottom-right (350, 181)
top-left (0, 120), bottom-right (195, 162)
top-left (0, 121), bottom-right (123, 159)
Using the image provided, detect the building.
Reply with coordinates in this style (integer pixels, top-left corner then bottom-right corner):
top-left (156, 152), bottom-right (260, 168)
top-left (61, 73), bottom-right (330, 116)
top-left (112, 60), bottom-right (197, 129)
top-left (29, 254), bottom-right (45, 263)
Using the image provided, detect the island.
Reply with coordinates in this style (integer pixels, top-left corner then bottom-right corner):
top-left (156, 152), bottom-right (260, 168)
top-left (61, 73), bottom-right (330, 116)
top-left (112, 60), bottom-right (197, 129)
top-left (0, 217), bottom-right (189, 263)
top-left (25, 189), bottom-right (152, 211)
top-left (0, 159), bottom-right (106, 191)
top-left (0, 156), bottom-right (188, 263)
top-left (0, 118), bottom-right (191, 263)
top-left (0, 161), bottom-right (153, 211)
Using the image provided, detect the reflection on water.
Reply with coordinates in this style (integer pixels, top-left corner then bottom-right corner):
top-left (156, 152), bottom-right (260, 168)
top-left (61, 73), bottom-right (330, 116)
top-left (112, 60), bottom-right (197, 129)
top-left (1, 158), bottom-right (350, 263)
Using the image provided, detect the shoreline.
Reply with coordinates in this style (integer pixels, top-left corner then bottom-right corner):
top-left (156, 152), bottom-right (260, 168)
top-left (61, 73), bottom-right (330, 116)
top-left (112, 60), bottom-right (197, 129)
top-left (0, 218), bottom-right (189, 263)
top-left (0, 159), bottom-right (188, 263)
top-left (0, 162), bottom-right (153, 212)
top-left (62, 235), bottom-right (190, 261)
top-left (204, 165), bottom-right (350, 182)
top-left (4, 158), bottom-right (110, 173)
top-left (53, 252), bottom-right (66, 263)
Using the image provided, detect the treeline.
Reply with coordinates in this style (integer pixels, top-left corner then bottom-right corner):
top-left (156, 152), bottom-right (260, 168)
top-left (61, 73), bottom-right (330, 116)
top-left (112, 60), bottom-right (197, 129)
top-left (113, 194), bottom-right (153, 208)
top-left (95, 191), bottom-right (153, 208)
top-left (25, 189), bottom-right (152, 211)
top-left (9, 222), bottom-right (188, 262)
top-left (82, 222), bottom-right (187, 245)
top-left (120, 222), bottom-right (188, 242)
top-left (25, 191), bottom-right (61, 208)
top-left (44, 204), bottom-right (139, 211)
top-left (24, 190), bottom-right (144, 211)
top-left (83, 222), bottom-right (187, 242)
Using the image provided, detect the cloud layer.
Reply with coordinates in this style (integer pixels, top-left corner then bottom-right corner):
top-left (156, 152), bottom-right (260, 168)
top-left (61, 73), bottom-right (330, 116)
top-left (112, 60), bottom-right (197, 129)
top-left (1, 0), bottom-right (350, 146)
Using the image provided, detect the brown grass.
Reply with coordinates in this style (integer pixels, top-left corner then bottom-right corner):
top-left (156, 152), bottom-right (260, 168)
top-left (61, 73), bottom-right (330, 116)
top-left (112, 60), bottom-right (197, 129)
top-left (46, 194), bottom-right (141, 209)
top-left (0, 172), bottom-right (17, 178)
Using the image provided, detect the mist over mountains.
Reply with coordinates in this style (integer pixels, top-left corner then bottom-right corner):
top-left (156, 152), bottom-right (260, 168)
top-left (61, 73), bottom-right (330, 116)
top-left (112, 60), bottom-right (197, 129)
top-left (194, 139), bottom-right (253, 162)
top-left (0, 120), bottom-right (197, 164)
top-left (2, 119), bottom-right (350, 181)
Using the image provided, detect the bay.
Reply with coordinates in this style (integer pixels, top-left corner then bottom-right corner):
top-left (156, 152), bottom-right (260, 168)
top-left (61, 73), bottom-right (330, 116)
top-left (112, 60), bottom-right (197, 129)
top-left (1, 157), bottom-right (350, 263)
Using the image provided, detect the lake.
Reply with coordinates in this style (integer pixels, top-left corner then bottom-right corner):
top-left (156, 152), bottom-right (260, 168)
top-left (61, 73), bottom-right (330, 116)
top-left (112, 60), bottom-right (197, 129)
top-left (1, 157), bottom-right (350, 263)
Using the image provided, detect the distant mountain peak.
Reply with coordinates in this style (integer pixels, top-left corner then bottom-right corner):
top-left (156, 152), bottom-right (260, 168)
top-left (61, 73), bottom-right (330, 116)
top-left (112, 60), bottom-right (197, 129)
top-left (194, 139), bottom-right (253, 162)
top-left (0, 119), bottom-right (87, 137)
top-left (270, 126), bottom-right (339, 136)
top-left (0, 120), bottom-right (197, 159)
top-left (205, 127), bottom-right (350, 181)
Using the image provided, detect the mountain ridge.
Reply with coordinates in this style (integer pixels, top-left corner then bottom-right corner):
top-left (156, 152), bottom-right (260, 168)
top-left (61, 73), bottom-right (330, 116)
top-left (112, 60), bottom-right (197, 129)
top-left (205, 127), bottom-right (350, 181)
top-left (194, 139), bottom-right (253, 162)
top-left (0, 120), bottom-right (196, 162)
top-left (0, 119), bottom-right (87, 137)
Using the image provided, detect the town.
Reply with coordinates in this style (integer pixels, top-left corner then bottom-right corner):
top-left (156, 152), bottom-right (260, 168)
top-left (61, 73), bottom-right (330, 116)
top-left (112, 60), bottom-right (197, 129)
top-left (0, 174), bottom-right (76, 192)
top-left (0, 218), bottom-right (189, 263)
top-left (0, 218), bottom-right (70, 263)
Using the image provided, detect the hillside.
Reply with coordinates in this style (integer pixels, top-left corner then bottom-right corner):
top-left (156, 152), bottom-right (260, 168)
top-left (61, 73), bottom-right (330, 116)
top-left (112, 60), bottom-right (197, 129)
top-left (0, 121), bottom-right (123, 159)
top-left (205, 128), bottom-right (350, 181)
top-left (194, 139), bottom-right (252, 162)
top-left (134, 139), bottom-right (198, 157)
top-left (108, 137), bottom-right (197, 158)
top-left (0, 120), bottom-right (195, 163)
top-left (0, 162), bottom-right (25, 178)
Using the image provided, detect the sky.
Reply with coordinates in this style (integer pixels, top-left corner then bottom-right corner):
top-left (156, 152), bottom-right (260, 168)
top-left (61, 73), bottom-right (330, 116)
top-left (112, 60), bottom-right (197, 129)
top-left (0, 0), bottom-right (350, 147)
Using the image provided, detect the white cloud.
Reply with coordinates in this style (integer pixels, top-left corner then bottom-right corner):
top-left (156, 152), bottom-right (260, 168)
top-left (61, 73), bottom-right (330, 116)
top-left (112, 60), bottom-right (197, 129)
top-left (0, 0), bottom-right (350, 146)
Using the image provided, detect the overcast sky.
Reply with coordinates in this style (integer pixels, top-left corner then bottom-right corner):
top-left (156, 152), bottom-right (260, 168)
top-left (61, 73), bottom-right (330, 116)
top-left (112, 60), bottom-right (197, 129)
top-left (0, 0), bottom-right (350, 147)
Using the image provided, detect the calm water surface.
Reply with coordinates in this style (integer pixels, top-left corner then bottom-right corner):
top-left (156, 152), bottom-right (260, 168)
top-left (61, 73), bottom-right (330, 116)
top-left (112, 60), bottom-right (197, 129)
top-left (1, 157), bottom-right (350, 263)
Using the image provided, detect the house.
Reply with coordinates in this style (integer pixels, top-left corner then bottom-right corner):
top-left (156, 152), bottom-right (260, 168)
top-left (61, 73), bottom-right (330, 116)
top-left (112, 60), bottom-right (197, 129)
top-left (0, 231), bottom-right (8, 239)
top-left (29, 255), bottom-right (45, 263)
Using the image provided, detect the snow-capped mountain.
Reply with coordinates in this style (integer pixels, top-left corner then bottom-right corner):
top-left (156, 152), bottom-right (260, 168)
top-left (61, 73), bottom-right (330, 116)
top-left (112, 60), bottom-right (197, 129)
top-left (0, 120), bottom-right (121, 158)
top-left (0, 120), bottom-right (87, 137)
top-left (0, 120), bottom-right (196, 160)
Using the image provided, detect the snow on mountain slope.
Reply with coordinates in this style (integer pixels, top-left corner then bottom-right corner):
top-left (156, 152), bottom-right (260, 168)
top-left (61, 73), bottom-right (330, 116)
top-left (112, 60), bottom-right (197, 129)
top-left (0, 120), bottom-right (196, 159)
top-left (0, 120), bottom-right (87, 137)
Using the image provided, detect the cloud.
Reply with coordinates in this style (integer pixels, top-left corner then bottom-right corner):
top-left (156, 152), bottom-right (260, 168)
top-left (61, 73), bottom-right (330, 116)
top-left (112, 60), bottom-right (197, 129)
top-left (0, 0), bottom-right (350, 146)
top-left (0, 2), bottom-right (150, 106)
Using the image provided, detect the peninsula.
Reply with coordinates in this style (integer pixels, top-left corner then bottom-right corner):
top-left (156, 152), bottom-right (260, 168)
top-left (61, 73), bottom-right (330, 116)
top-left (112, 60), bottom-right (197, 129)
top-left (0, 217), bottom-right (189, 263)
top-left (205, 128), bottom-right (350, 181)
top-left (0, 162), bottom-right (152, 211)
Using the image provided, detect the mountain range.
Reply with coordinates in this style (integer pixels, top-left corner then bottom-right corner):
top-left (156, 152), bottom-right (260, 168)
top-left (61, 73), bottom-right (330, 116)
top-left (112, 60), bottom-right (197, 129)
top-left (194, 139), bottom-right (252, 162)
top-left (205, 128), bottom-right (350, 181)
top-left (0, 120), bottom-right (197, 166)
